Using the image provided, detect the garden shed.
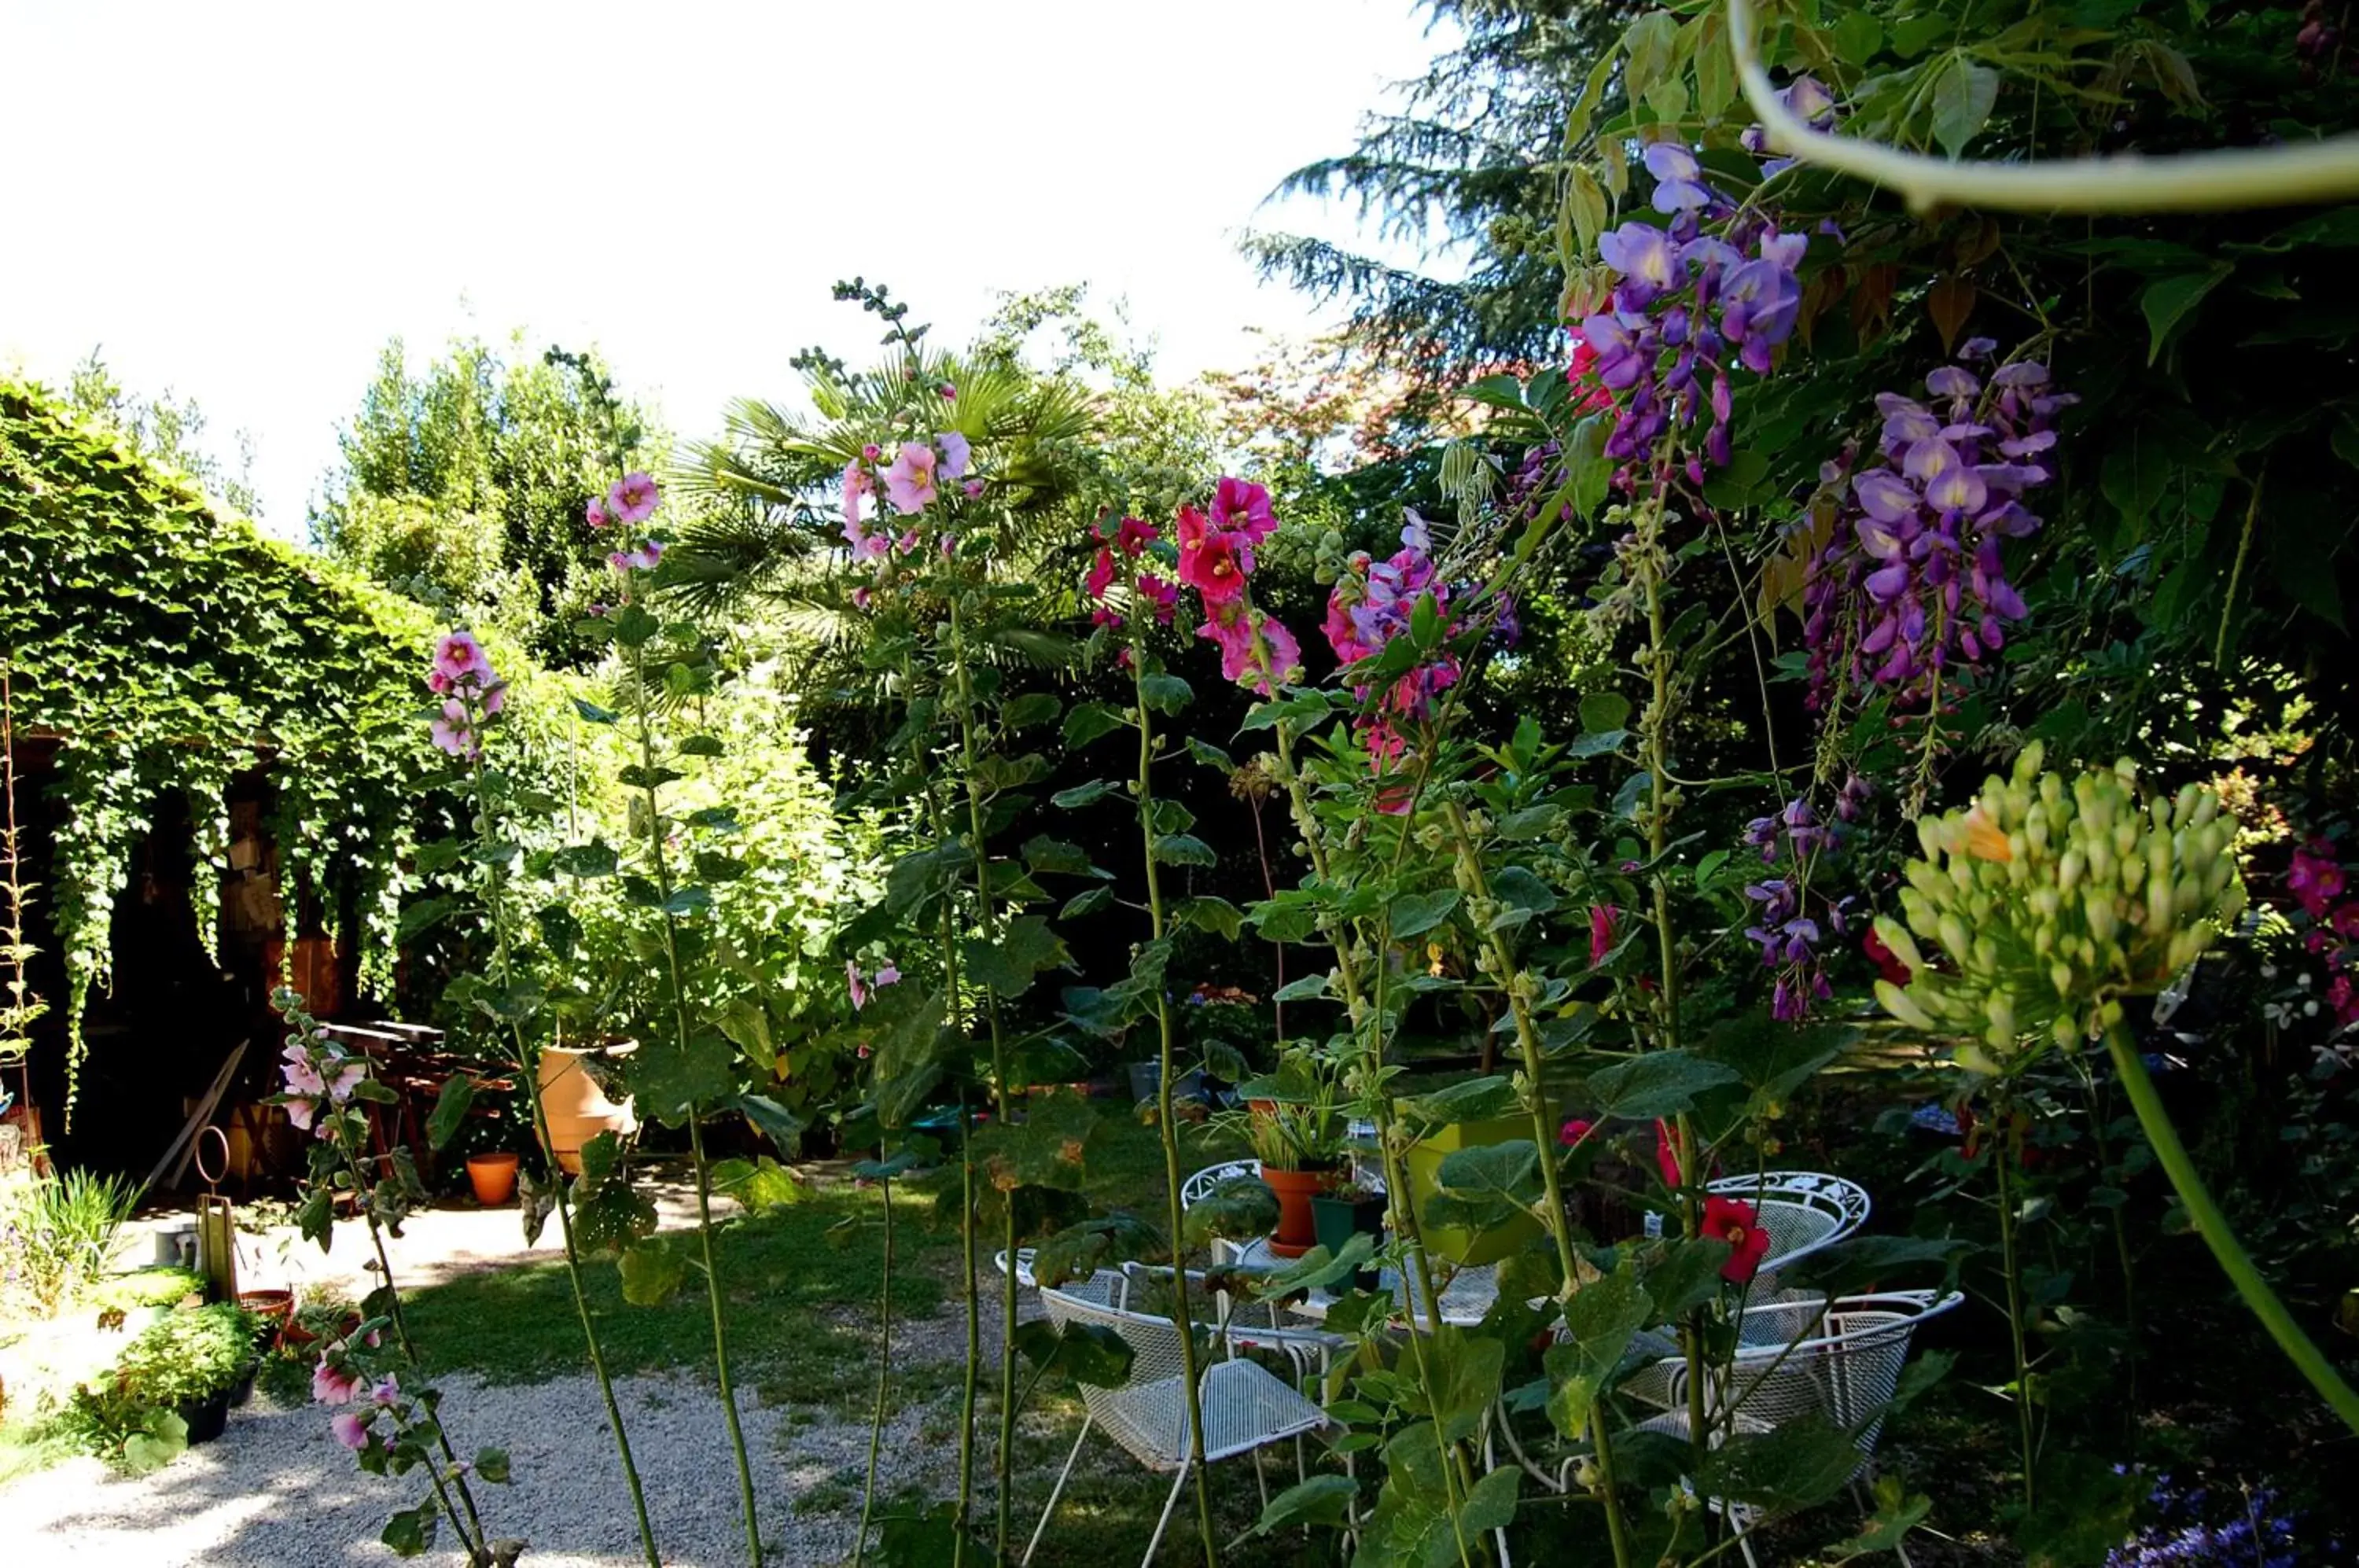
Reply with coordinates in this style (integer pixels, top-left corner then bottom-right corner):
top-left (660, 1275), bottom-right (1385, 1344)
top-left (0, 380), bottom-right (439, 1177)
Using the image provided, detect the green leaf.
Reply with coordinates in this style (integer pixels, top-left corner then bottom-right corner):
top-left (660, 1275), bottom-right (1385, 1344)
top-left (1487, 866), bottom-right (1559, 931)
top-left (1545, 1261), bottom-right (1653, 1436)
top-left (1249, 1474), bottom-right (1359, 1535)
top-left (535, 903), bottom-right (582, 960)
top-left (677, 734), bottom-right (725, 757)
top-left (425, 1074), bottom-right (476, 1153)
top-left (1062, 701), bottom-right (1128, 748)
top-left (1138, 673), bottom-right (1192, 713)
top-left (474, 1446), bottom-right (512, 1484)
top-left (1426, 1325), bottom-right (1506, 1443)
top-left (661, 885), bottom-right (712, 918)
top-left (1180, 1176), bottom-right (1280, 1250)
top-left (571, 695), bottom-right (620, 725)
top-left (1051, 779), bottom-right (1116, 809)
top-left (624, 1027), bottom-right (741, 1124)
top-left (618, 1238), bottom-right (688, 1306)
top-left (1697, 1411), bottom-right (1867, 1511)
top-left (1011, 1317), bottom-right (1136, 1387)
top-left (616, 764), bottom-right (683, 790)
top-left (1587, 1051), bottom-right (1742, 1119)
top-left (1831, 9), bottom-right (1882, 64)
top-left (1389, 888), bottom-right (1460, 940)
top-left (1002, 691), bottom-right (1062, 730)
top-left (691, 850), bottom-right (746, 883)
top-left (1929, 57), bottom-right (2000, 158)
top-left (867, 988), bottom-right (950, 1129)
top-left (381, 1507), bottom-right (436, 1557)
top-left (1643, 1236), bottom-right (1735, 1318)
top-left (610, 605), bottom-right (659, 648)
top-left (736, 1093), bottom-right (804, 1157)
top-left (1237, 691), bottom-right (1335, 732)
top-left (1021, 835), bottom-right (1095, 877)
top-left (1184, 737), bottom-right (1233, 771)
top-left (1433, 1139), bottom-right (1542, 1229)
top-left (2140, 267), bottom-right (2231, 364)
top-left (1566, 727), bottom-right (1627, 759)
top-left (712, 1153), bottom-right (803, 1210)
top-left (473, 979), bottom-right (545, 1025)
top-left (394, 896), bottom-right (457, 945)
top-left (1579, 691), bottom-right (1631, 734)
top-left (1061, 885), bottom-right (1114, 920)
top-left (1401, 1075), bottom-right (1518, 1129)
top-left (551, 840), bottom-right (618, 879)
top-left (1172, 895), bottom-right (1245, 941)
top-left (1031, 1211), bottom-right (1165, 1288)
top-left (1270, 972), bottom-right (1330, 1003)
top-left (1153, 833), bottom-right (1216, 867)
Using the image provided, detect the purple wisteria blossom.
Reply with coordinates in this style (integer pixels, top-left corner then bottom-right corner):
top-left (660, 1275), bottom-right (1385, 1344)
top-left (1802, 348), bottom-right (2074, 713)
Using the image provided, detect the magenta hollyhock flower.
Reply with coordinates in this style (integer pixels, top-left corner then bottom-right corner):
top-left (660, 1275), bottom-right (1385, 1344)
top-left (885, 442), bottom-right (939, 513)
top-left (586, 496), bottom-right (612, 529)
top-left (1251, 614), bottom-right (1302, 697)
top-left (1174, 504), bottom-right (1249, 604)
top-left (1209, 477), bottom-right (1277, 544)
top-left (1135, 572), bottom-right (1177, 625)
top-left (609, 471), bottom-right (661, 525)
top-left (2291, 841), bottom-right (2345, 918)
top-left (962, 479), bottom-right (984, 499)
top-left (843, 459), bottom-right (874, 526)
top-left (1559, 1117), bottom-right (1595, 1148)
top-left (312, 1357), bottom-right (363, 1405)
top-left (432, 631), bottom-right (493, 688)
top-left (1589, 905), bottom-right (1621, 966)
top-left (936, 431), bottom-right (971, 480)
top-left (330, 1409), bottom-right (371, 1448)
top-left (1702, 1194), bottom-right (1771, 1281)
top-left (847, 960), bottom-right (870, 1012)
top-left (842, 517), bottom-right (889, 563)
top-left (851, 587), bottom-right (873, 610)
top-left (937, 381), bottom-right (957, 400)
top-left (1114, 516), bottom-right (1159, 556)
top-left (430, 699), bottom-right (475, 757)
top-left (1084, 547), bottom-right (1118, 602)
top-left (1197, 597), bottom-right (1257, 683)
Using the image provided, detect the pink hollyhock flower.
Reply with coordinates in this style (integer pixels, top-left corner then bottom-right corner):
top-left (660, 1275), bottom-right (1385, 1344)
top-left (885, 443), bottom-right (939, 513)
top-left (1588, 905), bottom-right (1621, 966)
top-left (1323, 590), bottom-right (1376, 664)
top-left (609, 471), bottom-right (661, 525)
top-left (1251, 615), bottom-right (1302, 697)
top-left (2331, 972), bottom-right (2359, 1027)
top-left (430, 699), bottom-right (476, 757)
top-left (2333, 903), bottom-right (2359, 941)
top-left (1135, 572), bottom-right (1177, 625)
top-left (1084, 547), bottom-right (1118, 602)
top-left (1115, 516), bottom-right (1158, 556)
top-left (586, 496), bottom-right (612, 529)
top-left (962, 479), bottom-right (984, 499)
top-left (312, 1357), bottom-right (363, 1405)
top-left (847, 960), bottom-right (870, 1012)
top-left (936, 432), bottom-right (971, 479)
top-left (1209, 477), bottom-right (1277, 544)
top-left (874, 963), bottom-right (900, 988)
top-left (842, 517), bottom-right (889, 563)
top-left (322, 1054), bottom-right (367, 1103)
top-left (426, 669), bottom-right (453, 695)
top-left (330, 1409), bottom-right (372, 1449)
top-left (480, 682), bottom-right (506, 717)
top-left (432, 631), bottom-right (493, 688)
top-left (937, 381), bottom-right (958, 400)
top-left (1365, 719), bottom-right (1406, 767)
top-left (1560, 1117), bottom-right (1595, 1148)
top-left (285, 1095), bottom-right (318, 1132)
top-left (852, 587), bottom-right (873, 610)
top-left (843, 460), bottom-right (874, 525)
top-left (282, 1045), bottom-right (326, 1097)
top-left (1175, 505), bottom-right (1249, 604)
top-left (2290, 841), bottom-right (2344, 918)
top-left (370, 1375), bottom-right (400, 1407)
top-left (862, 442), bottom-right (882, 461)
top-left (1197, 598), bottom-right (1257, 683)
top-left (896, 531), bottom-right (920, 554)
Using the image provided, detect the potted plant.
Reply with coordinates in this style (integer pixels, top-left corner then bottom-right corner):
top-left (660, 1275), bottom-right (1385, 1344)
top-left (1236, 1095), bottom-right (1346, 1257)
top-left (539, 1039), bottom-right (639, 1175)
top-left (110, 1301), bottom-right (257, 1445)
top-left (466, 1149), bottom-right (521, 1205)
top-left (1310, 1172), bottom-right (1387, 1293)
top-left (92, 1265), bottom-right (204, 1331)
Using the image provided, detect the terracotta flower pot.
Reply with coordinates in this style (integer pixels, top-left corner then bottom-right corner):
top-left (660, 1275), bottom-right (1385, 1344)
top-left (466, 1152), bottom-right (520, 1206)
top-left (1262, 1165), bottom-right (1339, 1257)
top-left (539, 1046), bottom-right (637, 1175)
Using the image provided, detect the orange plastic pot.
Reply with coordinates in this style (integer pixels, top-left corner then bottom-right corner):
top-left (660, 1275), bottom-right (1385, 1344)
top-left (1262, 1165), bottom-right (1339, 1257)
top-left (466, 1152), bottom-right (520, 1205)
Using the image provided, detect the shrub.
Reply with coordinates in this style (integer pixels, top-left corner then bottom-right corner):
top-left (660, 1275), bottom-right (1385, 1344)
top-left (90, 1266), bottom-right (204, 1314)
top-left (0, 1168), bottom-right (138, 1316)
top-left (110, 1301), bottom-right (257, 1408)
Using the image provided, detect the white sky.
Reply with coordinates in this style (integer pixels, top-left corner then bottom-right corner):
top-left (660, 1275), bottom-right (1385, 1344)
top-left (0, 2), bottom-right (1447, 538)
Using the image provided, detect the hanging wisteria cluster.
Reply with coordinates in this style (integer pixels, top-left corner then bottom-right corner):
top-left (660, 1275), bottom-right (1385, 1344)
top-left (1740, 795), bottom-right (1859, 1021)
top-left (1802, 344), bottom-right (2074, 714)
top-left (1577, 140), bottom-right (1809, 481)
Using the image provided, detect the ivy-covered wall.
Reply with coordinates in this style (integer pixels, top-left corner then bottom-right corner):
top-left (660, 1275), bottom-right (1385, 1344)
top-left (0, 380), bottom-right (441, 1107)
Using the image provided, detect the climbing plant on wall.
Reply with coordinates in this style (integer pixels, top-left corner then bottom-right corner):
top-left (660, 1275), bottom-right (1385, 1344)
top-left (0, 380), bottom-right (445, 1110)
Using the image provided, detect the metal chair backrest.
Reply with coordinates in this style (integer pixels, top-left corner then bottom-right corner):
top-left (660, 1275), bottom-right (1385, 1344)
top-left (1038, 1282), bottom-right (1200, 1467)
top-left (1705, 1170), bottom-right (1871, 1275)
top-left (1179, 1159), bottom-right (1262, 1209)
top-left (1708, 1289), bottom-right (1961, 1463)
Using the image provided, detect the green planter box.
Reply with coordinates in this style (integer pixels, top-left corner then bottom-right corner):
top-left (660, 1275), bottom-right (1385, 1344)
top-left (1403, 1108), bottom-right (1550, 1265)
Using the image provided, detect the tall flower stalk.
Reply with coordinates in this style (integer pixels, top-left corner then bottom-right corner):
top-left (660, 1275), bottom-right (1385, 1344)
top-left (428, 629), bottom-right (662, 1566)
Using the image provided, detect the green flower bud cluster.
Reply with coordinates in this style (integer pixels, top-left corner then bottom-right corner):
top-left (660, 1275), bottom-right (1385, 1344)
top-left (1873, 743), bottom-right (2245, 1075)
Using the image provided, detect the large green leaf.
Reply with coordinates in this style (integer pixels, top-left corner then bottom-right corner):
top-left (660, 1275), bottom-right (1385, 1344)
top-left (1585, 1051), bottom-right (1741, 1119)
top-left (618, 1237), bottom-right (689, 1307)
top-left (1249, 1474), bottom-right (1360, 1535)
top-left (868, 988), bottom-right (951, 1129)
top-left (1696, 1411), bottom-right (1867, 1511)
top-left (1011, 1318), bottom-right (1136, 1388)
top-left (425, 1073), bottom-right (476, 1153)
top-left (962, 915), bottom-right (1070, 998)
top-left (1389, 888), bottom-right (1460, 940)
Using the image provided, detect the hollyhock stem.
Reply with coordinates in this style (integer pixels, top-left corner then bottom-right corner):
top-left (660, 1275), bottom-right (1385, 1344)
top-left (462, 743), bottom-right (661, 1568)
top-left (948, 599), bottom-right (1021, 1560)
top-left (330, 1125), bottom-right (490, 1558)
top-left (854, 1174), bottom-right (895, 1568)
top-left (1444, 802), bottom-right (1636, 1568)
top-left (2103, 1026), bottom-right (2359, 1434)
top-left (624, 635), bottom-right (763, 1566)
top-left (1265, 721), bottom-right (1477, 1567)
top-left (1130, 634), bottom-right (1221, 1568)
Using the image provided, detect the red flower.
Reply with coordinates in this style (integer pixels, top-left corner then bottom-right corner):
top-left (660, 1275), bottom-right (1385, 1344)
top-left (1209, 476), bottom-right (1277, 543)
top-left (1084, 547), bottom-right (1117, 602)
top-left (1114, 515), bottom-right (1160, 556)
top-left (1702, 1195), bottom-right (1772, 1283)
top-left (1863, 925), bottom-right (1913, 987)
top-left (1588, 904), bottom-right (1621, 967)
top-left (1559, 1117), bottom-right (1595, 1148)
top-left (2290, 840), bottom-right (2345, 919)
top-left (1135, 572), bottom-right (1177, 624)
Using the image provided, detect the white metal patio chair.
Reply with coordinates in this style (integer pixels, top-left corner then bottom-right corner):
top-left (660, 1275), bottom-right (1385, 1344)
top-left (1179, 1158), bottom-right (1262, 1210)
top-left (1617, 1289), bottom-right (1963, 1567)
top-left (1703, 1169), bottom-right (1871, 1284)
top-left (1023, 1279), bottom-right (1330, 1566)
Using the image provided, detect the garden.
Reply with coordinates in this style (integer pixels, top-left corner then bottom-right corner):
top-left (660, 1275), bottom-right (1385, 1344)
top-left (3, 1), bottom-right (2359, 1564)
